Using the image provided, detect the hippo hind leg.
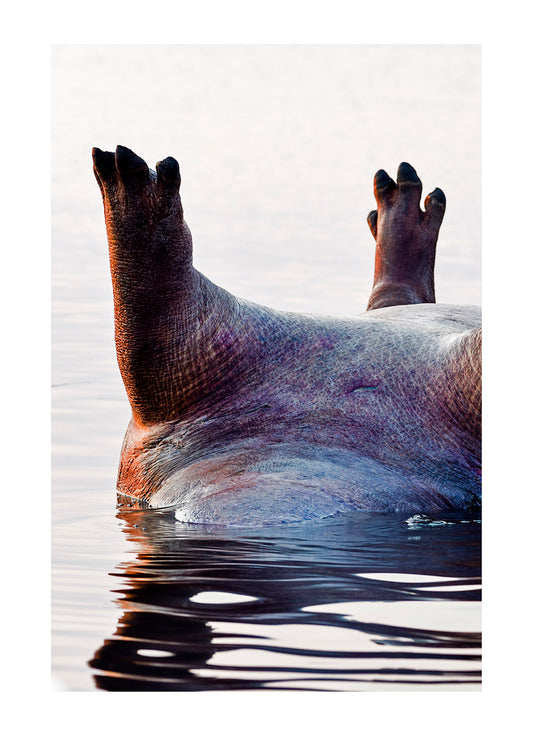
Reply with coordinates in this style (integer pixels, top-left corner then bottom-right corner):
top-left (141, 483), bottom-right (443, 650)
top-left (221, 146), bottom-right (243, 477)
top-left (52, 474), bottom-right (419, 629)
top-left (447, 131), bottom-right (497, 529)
top-left (366, 162), bottom-right (446, 311)
top-left (92, 146), bottom-right (240, 425)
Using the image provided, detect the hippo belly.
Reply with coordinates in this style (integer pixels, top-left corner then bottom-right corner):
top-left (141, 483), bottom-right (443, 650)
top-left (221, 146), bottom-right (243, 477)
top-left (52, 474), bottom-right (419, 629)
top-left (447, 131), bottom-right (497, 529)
top-left (93, 147), bottom-right (481, 526)
top-left (115, 304), bottom-right (481, 525)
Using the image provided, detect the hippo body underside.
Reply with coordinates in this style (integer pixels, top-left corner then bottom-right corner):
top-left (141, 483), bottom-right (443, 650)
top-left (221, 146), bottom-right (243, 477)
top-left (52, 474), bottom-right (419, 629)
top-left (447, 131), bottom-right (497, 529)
top-left (118, 301), bottom-right (481, 525)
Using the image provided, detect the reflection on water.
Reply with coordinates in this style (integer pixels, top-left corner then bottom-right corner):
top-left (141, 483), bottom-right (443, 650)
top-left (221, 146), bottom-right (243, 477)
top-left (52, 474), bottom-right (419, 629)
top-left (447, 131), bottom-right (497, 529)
top-left (89, 509), bottom-right (480, 691)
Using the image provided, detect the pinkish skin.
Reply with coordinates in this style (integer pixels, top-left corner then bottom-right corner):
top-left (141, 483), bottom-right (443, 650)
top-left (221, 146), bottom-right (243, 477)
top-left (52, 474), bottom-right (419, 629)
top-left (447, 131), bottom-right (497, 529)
top-left (93, 146), bottom-right (481, 526)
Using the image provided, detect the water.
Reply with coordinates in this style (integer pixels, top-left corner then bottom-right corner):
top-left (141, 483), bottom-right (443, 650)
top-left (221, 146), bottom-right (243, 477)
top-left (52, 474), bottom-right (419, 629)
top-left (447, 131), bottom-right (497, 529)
top-left (52, 45), bottom-right (481, 691)
top-left (87, 510), bottom-right (480, 691)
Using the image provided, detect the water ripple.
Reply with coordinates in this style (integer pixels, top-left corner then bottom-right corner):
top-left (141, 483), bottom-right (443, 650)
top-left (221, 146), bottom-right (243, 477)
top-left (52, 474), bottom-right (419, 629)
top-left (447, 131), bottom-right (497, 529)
top-left (88, 508), bottom-right (481, 691)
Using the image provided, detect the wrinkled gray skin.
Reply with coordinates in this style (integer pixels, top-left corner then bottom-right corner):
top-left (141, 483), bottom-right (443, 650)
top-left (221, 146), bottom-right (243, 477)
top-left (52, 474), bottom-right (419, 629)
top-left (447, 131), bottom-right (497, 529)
top-left (93, 146), bottom-right (481, 526)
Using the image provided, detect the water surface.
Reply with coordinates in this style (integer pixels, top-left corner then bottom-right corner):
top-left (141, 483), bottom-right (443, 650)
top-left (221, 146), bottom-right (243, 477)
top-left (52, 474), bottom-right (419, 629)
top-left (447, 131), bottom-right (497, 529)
top-left (88, 509), bottom-right (480, 691)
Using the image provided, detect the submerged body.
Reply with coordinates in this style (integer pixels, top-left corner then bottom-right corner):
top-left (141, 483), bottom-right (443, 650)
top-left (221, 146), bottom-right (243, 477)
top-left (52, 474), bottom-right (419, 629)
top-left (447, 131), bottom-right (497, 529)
top-left (93, 147), bottom-right (481, 525)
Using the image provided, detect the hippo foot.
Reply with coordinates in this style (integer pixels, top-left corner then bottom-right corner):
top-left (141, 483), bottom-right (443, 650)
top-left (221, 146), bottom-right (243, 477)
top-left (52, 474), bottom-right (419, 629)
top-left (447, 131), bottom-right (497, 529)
top-left (92, 146), bottom-right (233, 425)
top-left (366, 162), bottom-right (446, 310)
top-left (92, 145), bottom-right (192, 266)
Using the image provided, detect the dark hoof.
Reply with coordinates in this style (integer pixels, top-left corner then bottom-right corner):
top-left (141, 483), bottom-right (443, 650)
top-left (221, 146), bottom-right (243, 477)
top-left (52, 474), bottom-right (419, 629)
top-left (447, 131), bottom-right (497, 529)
top-left (374, 169), bottom-right (396, 200)
top-left (397, 161), bottom-right (421, 185)
top-left (156, 156), bottom-right (181, 187)
top-left (397, 162), bottom-right (422, 203)
top-left (92, 147), bottom-right (116, 181)
top-left (115, 145), bottom-right (150, 179)
top-left (424, 187), bottom-right (446, 209)
top-left (423, 187), bottom-right (446, 230)
top-left (367, 209), bottom-right (378, 239)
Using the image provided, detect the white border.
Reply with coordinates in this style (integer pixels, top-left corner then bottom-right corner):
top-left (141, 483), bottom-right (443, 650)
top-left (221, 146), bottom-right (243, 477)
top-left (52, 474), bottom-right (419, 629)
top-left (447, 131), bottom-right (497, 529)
top-left (3, 1), bottom-right (530, 751)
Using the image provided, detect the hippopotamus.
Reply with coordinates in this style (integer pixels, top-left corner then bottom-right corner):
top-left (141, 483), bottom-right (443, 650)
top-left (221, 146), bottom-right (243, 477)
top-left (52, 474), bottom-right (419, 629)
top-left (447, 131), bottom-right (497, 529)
top-left (92, 145), bottom-right (481, 526)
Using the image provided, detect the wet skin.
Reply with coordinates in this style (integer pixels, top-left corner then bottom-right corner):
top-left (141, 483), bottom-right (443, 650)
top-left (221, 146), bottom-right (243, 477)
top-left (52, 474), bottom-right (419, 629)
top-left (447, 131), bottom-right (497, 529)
top-left (93, 147), bottom-right (481, 525)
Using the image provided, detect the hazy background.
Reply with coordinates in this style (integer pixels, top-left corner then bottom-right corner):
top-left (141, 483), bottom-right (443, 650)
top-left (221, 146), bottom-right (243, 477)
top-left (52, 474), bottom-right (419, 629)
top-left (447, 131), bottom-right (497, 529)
top-left (52, 45), bottom-right (480, 321)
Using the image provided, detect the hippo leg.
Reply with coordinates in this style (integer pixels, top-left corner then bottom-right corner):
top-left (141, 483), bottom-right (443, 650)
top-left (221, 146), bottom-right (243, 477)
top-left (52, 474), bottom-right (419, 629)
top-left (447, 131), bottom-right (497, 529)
top-left (366, 163), bottom-right (446, 311)
top-left (92, 145), bottom-right (240, 426)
